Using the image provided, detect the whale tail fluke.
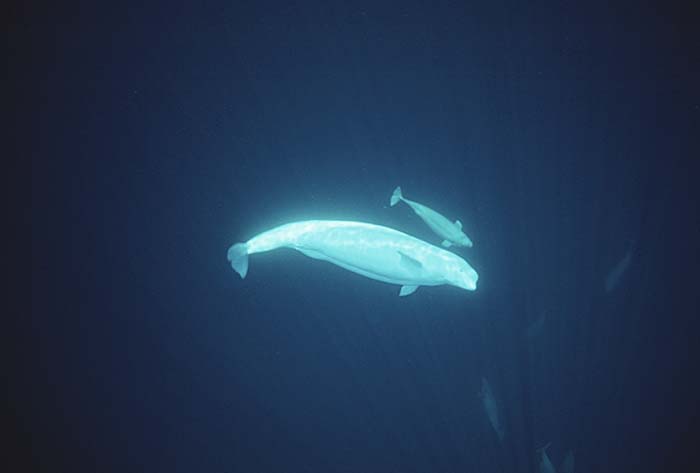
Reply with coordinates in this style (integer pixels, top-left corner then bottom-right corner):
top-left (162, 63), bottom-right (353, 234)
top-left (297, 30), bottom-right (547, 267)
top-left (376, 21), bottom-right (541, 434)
top-left (390, 186), bottom-right (403, 206)
top-left (227, 243), bottom-right (249, 278)
top-left (497, 426), bottom-right (505, 442)
top-left (536, 441), bottom-right (552, 454)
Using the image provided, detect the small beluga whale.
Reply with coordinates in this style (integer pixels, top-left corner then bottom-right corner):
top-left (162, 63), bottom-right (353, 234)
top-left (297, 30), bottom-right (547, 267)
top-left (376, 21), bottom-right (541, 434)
top-left (604, 240), bottom-right (636, 292)
top-left (390, 186), bottom-right (473, 248)
top-left (536, 442), bottom-right (556, 473)
top-left (227, 220), bottom-right (478, 296)
top-left (525, 311), bottom-right (547, 339)
top-left (479, 377), bottom-right (504, 441)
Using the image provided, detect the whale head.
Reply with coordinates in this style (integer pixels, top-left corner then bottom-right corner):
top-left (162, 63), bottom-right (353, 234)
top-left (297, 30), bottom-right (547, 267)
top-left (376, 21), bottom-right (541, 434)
top-left (456, 232), bottom-right (474, 247)
top-left (445, 258), bottom-right (479, 291)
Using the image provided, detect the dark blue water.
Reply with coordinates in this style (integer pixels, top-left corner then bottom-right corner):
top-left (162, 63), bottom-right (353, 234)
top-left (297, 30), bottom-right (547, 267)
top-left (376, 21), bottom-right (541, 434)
top-left (26, 1), bottom-right (698, 472)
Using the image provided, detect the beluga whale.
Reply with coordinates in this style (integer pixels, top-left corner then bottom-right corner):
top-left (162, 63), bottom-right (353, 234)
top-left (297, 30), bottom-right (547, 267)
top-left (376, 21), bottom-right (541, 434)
top-left (560, 450), bottom-right (575, 473)
top-left (536, 442), bottom-right (556, 473)
top-left (479, 377), bottom-right (505, 441)
top-left (604, 239), bottom-right (635, 292)
top-left (390, 186), bottom-right (473, 248)
top-left (227, 220), bottom-right (478, 296)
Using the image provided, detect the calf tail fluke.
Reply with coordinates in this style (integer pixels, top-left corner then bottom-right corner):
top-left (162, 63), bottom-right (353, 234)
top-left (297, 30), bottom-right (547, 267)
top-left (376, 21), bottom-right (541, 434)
top-left (227, 243), bottom-right (249, 278)
top-left (390, 186), bottom-right (403, 206)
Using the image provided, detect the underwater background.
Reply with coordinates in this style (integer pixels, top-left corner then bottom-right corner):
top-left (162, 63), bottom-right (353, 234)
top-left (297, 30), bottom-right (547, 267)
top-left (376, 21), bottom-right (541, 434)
top-left (25, 1), bottom-right (698, 472)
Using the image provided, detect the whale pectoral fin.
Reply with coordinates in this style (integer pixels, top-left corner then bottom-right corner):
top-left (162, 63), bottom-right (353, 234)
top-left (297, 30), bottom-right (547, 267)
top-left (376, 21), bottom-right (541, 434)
top-left (398, 251), bottom-right (423, 270)
top-left (455, 219), bottom-right (462, 229)
top-left (441, 239), bottom-right (452, 248)
top-left (390, 186), bottom-right (403, 206)
top-left (399, 285), bottom-right (419, 296)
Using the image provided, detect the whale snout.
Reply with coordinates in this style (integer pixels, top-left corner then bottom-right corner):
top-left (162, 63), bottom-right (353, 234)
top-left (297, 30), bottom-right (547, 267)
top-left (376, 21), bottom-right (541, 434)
top-left (453, 266), bottom-right (478, 291)
top-left (463, 275), bottom-right (478, 291)
top-left (458, 234), bottom-right (474, 248)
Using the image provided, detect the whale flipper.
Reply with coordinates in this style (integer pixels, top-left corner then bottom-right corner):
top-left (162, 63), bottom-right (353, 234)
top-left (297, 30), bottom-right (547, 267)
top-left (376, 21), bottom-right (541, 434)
top-left (400, 285), bottom-right (419, 296)
top-left (390, 186), bottom-right (403, 206)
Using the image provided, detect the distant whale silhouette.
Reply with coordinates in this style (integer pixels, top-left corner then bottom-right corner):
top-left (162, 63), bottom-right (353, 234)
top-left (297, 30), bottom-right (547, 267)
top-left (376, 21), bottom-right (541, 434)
top-left (479, 377), bottom-right (504, 441)
top-left (605, 240), bottom-right (635, 292)
top-left (536, 442), bottom-right (555, 473)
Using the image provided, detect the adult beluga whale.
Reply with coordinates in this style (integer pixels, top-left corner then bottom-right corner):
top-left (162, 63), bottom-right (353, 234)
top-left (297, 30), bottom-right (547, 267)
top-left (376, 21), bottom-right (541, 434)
top-left (390, 186), bottom-right (473, 248)
top-left (227, 220), bottom-right (478, 296)
top-left (479, 377), bottom-right (505, 441)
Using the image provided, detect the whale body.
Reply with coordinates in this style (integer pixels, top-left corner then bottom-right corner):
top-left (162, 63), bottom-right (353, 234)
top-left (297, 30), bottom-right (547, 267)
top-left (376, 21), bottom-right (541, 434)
top-left (390, 186), bottom-right (473, 248)
top-left (227, 220), bottom-right (478, 296)
top-left (479, 377), bottom-right (505, 441)
top-left (561, 450), bottom-right (574, 473)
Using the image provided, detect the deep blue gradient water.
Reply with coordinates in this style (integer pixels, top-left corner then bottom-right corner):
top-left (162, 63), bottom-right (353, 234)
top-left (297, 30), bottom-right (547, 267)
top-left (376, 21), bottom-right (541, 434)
top-left (26, 1), bottom-right (698, 472)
